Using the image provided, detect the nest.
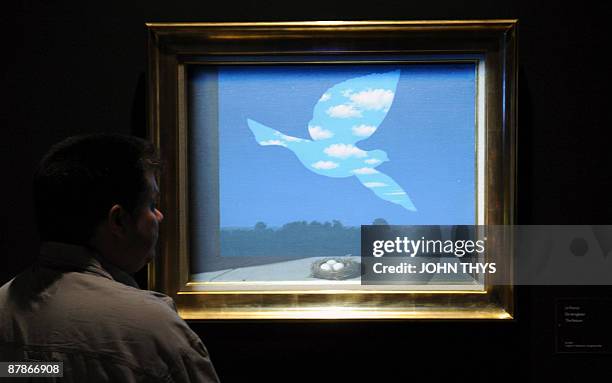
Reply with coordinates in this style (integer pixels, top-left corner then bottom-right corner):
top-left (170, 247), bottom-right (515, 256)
top-left (311, 257), bottom-right (361, 280)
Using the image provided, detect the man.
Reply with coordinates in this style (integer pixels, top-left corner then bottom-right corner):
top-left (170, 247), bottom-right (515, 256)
top-left (0, 134), bottom-right (220, 382)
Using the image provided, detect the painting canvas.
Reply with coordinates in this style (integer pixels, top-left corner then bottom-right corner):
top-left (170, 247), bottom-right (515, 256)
top-left (147, 21), bottom-right (517, 318)
top-left (188, 62), bottom-right (479, 282)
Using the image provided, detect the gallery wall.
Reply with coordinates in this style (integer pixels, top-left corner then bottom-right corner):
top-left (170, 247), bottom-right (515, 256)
top-left (2, 1), bottom-right (611, 381)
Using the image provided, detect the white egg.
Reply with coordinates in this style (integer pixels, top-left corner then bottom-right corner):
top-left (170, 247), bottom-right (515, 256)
top-left (320, 263), bottom-right (331, 271)
top-left (326, 259), bottom-right (337, 265)
top-left (332, 262), bottom-right (345, 271)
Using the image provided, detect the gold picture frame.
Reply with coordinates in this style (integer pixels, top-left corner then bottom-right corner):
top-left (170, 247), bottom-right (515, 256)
top-left (147, 20), bottom-right (517, 320)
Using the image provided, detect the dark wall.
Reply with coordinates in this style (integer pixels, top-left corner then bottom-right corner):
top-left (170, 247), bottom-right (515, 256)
top-left (2, 1), bottom-right (612, 382)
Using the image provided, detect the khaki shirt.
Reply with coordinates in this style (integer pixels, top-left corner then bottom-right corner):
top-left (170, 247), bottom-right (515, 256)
top-left (0, 242), bottom-right (220, 382)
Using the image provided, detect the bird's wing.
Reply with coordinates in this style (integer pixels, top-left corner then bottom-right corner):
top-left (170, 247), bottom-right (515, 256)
top-left (354, 169), bottom-right (417, 212)
top-left (247, 118), bottom-right (308, 147)
top-left (307, 70), bottom-right (401, 144)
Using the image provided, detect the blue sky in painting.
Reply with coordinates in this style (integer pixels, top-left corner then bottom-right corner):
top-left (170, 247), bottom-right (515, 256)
top-left (191, 63), bottom-right (476, 227)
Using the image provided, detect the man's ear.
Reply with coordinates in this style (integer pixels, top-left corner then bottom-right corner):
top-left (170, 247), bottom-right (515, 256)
top-left (107, 204), bottom-right (130, 237)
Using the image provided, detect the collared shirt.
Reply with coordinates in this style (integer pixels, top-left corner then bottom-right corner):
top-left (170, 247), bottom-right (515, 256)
top-left (0, 242), bottom-right (220, 382)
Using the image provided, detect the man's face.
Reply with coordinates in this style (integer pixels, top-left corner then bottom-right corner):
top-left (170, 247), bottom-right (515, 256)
top-left (123, 172), bottom-right (164, 272)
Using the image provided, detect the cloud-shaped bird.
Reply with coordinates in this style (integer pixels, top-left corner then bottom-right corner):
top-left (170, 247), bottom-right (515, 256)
top-left (247, 70), bottom-right (416, 211)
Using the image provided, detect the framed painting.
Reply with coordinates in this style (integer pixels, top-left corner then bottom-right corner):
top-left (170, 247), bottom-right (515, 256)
top-left (147, 20), bottom-right (517, 319)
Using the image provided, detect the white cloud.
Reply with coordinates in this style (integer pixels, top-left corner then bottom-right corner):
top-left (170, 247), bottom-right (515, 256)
top-left (324, 144), bottom-right (367, 159)
top-left (260, 140), bottom-right (286, 147)
top-left (326, 104), bottom-right (362, 118)
top-left (364, 182), bottom-right (388, 188)
top-left (319, 93), bottom-right (331, 102)
top-left (352, 167), bottom-right (379, 175)
top-left (349, 88), bottom-right (394, 111)
top-left (364, 158), bottom-right (381, 165)
top-left (312, 161), bottom-right (339, 170)
top-left (308, 125), bottom-right (334, 140)
top-left (326, 88), bottom-right (394, 118)
top-left (352, 124), bottom-right (377, 137)
top-left (384, 191), bottom-right (407, 195)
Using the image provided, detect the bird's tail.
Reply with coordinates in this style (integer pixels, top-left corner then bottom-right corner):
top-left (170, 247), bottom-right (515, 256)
top-left (247, 118), bottom-right (288, 147)
top-left (354, 171), bottom-right (417, 212)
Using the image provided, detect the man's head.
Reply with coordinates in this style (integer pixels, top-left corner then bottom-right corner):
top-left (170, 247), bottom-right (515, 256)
top-left (34, 133), bottom-right (163, 272)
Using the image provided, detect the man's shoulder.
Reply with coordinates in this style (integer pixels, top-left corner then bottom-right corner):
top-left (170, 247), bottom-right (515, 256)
top-left (65, 270), bottom-right (185, 329)
top-left (1, 266), bottom-right (188, 341)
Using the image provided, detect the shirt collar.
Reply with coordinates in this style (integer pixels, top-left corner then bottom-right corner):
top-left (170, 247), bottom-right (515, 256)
top-left (38, 242), bottom-right (140, 289)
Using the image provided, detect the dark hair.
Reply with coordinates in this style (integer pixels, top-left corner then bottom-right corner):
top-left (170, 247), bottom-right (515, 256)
top-left (33, 133), bottom-right (160, 245)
